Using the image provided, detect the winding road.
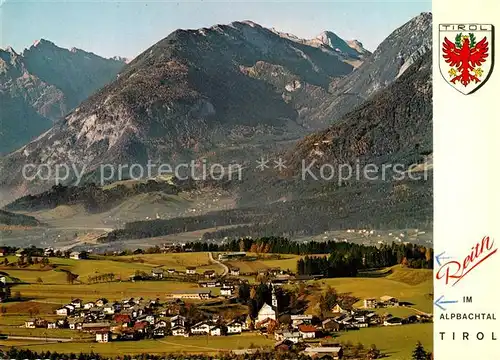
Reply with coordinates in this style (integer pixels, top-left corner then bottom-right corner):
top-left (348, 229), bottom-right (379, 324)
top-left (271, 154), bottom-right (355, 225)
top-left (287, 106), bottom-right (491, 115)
top-left (209, 252), bottom-right (228, 277)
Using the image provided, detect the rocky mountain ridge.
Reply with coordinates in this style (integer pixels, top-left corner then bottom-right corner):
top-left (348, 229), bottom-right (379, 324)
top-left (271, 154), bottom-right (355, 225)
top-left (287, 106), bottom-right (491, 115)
top-left (289, 51), bottom-right (432, 171)
top-left (0, 40), bottom-right (125, 154)
top-left (270, 27), bottom-right (371, 66)
top-left (0, 20), bottom-right (361, 190)
top-left (311, 12), bottom-right (432, 123)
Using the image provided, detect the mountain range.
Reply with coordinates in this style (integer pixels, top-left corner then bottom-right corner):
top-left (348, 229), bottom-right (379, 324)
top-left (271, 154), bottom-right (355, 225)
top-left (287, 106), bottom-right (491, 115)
top-left (0, 12), bottom-right (432, 219)
top-left (0, 40), bottom-right (125, 155)
top-left (0, 21), bottom-right (368, 188)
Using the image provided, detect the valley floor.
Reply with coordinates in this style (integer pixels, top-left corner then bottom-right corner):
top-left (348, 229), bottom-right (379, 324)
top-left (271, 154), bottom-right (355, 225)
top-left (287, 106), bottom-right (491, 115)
top-left (0, 252), bottom-right (433, 359)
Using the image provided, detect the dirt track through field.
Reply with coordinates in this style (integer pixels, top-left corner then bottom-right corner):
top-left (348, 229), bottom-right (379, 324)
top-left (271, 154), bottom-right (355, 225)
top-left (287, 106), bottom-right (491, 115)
top-left (209, 252), bottom-right (228, 276)
top-left (7, 336), bottom-right (73, 342)
top-left (155, 338), bottom-right (220, 351)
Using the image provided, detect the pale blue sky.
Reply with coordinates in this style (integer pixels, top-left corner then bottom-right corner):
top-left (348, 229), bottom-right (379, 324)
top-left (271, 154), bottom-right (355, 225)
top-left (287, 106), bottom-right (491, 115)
top-left (1, 0), bottom-right (431, 59)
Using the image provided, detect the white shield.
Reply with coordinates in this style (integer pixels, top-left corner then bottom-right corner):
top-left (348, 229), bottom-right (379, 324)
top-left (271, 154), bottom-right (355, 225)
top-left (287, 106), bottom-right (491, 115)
top-left (439, 24), bottom-right (494, 95)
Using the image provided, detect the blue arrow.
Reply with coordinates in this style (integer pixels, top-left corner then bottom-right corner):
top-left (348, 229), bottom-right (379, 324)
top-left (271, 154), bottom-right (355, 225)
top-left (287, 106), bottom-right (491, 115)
top-left (435, 251), bottom-right (453, 266)
top-left (434, 295), bottom-right (459, 311)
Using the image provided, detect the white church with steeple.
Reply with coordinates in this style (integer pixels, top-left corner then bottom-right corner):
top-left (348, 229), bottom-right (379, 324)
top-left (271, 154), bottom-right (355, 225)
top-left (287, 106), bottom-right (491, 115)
top-left (256, 284), bottom-right (279, 323)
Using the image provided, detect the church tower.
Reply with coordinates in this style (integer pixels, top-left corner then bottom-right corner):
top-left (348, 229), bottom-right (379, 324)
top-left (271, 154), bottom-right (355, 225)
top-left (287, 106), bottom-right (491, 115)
top-left (271, 285), bottom-right (278, 308)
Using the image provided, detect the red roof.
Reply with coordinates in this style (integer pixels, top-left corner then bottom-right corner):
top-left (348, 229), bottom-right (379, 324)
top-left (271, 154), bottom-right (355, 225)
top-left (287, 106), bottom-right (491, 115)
top-left (133, 321), bottom-right (149, 329)
top-left (114, 314), bottom-right (131, 323)
top-left (298, 325), bottom-right (317, 333)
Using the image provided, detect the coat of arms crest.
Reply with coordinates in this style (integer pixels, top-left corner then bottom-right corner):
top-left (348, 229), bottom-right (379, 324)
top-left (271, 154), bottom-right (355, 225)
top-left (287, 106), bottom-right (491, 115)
top-left (439, 24), bottom-right (494, 94)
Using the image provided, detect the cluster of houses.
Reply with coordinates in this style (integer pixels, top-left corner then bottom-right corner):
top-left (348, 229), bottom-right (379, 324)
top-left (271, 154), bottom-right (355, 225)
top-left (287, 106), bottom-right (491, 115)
top-left (20, 283), bottom-right (432, 351)
top-left (0, 247), bottom-right (87, 260)
top-left (159, 290), bottom-right (280, 339)
top-left (171, 315), bottom-right (250, 337)
top-left (132, 256), bottom-right (317, 287)
top-left (269, 306), bottom-right (371, 345)
top-left (142, 266), bottom-right (240, 282)
top-left (254, 295), bottom-right (432, 347)
top-left (41, 248), bottom-right (87, 260)
top-left (363, 295), bottom-right (400, 308)
top-left (22, 291), bottom-right (356, 359)
top-left (26, 297), bottom-right (175, 342)
top-left (24, 296), bottom-right (258, 343)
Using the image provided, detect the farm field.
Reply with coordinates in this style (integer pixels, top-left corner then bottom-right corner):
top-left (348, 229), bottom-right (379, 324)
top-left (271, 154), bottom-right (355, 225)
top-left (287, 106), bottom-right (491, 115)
top-left (114, 252), bottom-right (222, 273)
top-left (0, 314), bottom-right (39, 326)
top-left (303, 278), bottom-right (432, 314)
top-left (357, 265), bottom-right (432, 286)
top-left (1, 268), bottom-right (67, 285)
top-left (385, 266), bottom-right (433, 286)
top-left (315, 266), bottom-right (433, 313)
top-left (0, 333), bottom-right (274, 355)
top-left (334, 323), bottom-right (433, 360)
top-left (225, 253), bottom-right (326, 273)
top-left (10, 281), bottom-right (211, 303)
top-left (1, 257), bottom-right (153, 285)
top-left (2, 252), bottom-right (224, 286)
top-left (0, 326), bottom-right (91, 339)
top-left (0, 339), bottom-right (50, 347)
top-left (0, 254), bottom-right (226, 316)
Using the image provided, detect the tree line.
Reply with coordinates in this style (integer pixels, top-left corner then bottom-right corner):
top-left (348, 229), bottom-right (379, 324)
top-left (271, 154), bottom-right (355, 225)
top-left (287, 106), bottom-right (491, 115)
top-left (187, 236), bottom-right (433, 274)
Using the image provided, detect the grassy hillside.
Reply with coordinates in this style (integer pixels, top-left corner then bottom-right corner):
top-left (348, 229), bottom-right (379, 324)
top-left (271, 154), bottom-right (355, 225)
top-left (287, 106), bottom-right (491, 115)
top-left (0, 210), bottom-right (40, 227)
top-left (303, 265), bottom-right (433, 314)
top-left (337, 323), bottom-right (432, 360)
top-left (110, 252), bottom-right (222, 273)
top-left (225, 253), bottom-right (320, 273)
top-left (11, 281), bottom-right (209, 303)
top-left (0, 252), bottom-right (227, 303)
top-left (2, 253), bottom-right (223, 282)
top-left (385, 264), bottom-right (433, 286)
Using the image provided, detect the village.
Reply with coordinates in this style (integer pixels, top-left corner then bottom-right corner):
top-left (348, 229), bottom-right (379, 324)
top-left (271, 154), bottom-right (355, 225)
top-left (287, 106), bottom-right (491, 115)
top-left (0, 243), bottom-right (434, 359)
top-left (6, 252), bottom-right (431, 359)
top-left (20, 294), bottom-right (430, 359)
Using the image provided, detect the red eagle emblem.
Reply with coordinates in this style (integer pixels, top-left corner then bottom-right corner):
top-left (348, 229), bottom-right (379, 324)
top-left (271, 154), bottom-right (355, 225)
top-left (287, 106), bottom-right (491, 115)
top-left (442, 32), bottom-right (489, 87)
